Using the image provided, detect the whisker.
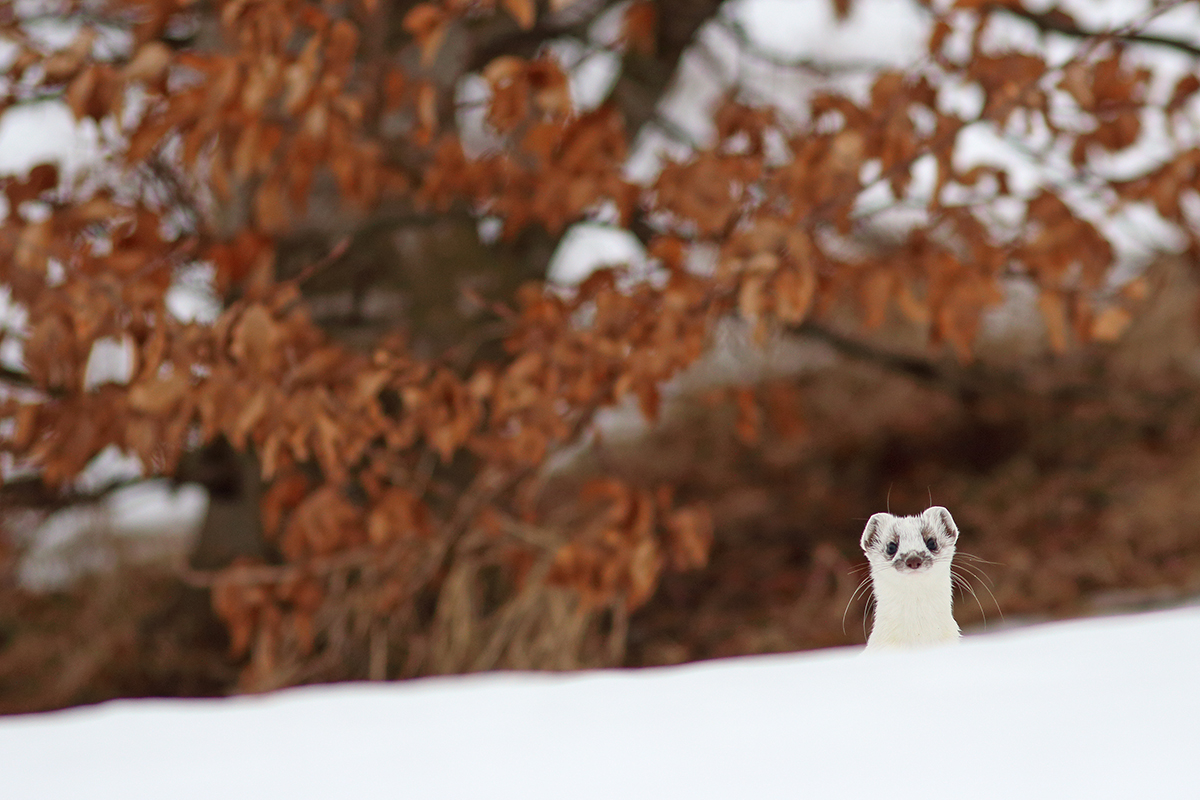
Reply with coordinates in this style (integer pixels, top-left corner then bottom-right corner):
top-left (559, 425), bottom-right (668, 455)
top-left (957, 562), bottom-right (1004, 620)
top-left (842, 575), bottom-right (874, 635)
top-left (952, 569), bottom-right (987, 625)
top-left (954, 560), bottom-right (995, 590)
top-left (955, 562), bottom-right (1003, 621)
top-left (957, 550), bottom-right (1003, 567)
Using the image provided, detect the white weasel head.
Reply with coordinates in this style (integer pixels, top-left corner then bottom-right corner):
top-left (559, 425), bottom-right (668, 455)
top-left (860, 506), bottom-right (959, 576)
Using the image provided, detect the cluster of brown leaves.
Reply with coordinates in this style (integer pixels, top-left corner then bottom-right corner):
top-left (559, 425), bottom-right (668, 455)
top-left (1, 0), bottom-right (1195, 684)
top-left (547, 480), bottom-right (713, 609)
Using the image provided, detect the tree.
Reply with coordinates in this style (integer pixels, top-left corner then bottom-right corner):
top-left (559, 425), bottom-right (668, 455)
top-left (1, 0), bottom-right (1197, 691)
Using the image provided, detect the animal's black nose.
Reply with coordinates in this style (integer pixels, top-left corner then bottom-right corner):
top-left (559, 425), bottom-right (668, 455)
top-left (905, 555), bottom-right (923, 569)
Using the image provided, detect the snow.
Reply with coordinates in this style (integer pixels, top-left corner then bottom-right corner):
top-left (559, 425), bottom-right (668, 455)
top-left (546, 222), bottom-right (650, 286)
top-left (0, 100), bottom-right (100, 181)
top-left (2, 605), bottom-right (1198, 798)
top-left (16, 478), bottom-right (207, 592)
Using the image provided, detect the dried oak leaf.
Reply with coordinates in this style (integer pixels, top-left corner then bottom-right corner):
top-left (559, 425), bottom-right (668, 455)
top-left (1038, 291), bottom-right (1070, 354)
top-left (501, 0), bottom-right (536, 30)
top-left (622, 1), bottom-right (657, 55)
top-left (42, 28), bottom-right (96, 83)
top-left (403, 3), bottom-right (449, 66)
top-left (367, 487), bottom-right (431, 545)
top-left (127, 373), bottom-right (189, 415)
top-left (5, 164), bottom-right (59, 209)
top-left (626, 537), bottom-right (663, 609)
top-left (1090, 305), bottom-right (1132, 343)
top-left (230, 304), bottom-right (282, 375)
top-left (663, 504), bottom-right (714, 571)
top-left (123, 41), bottom-right (172, 84)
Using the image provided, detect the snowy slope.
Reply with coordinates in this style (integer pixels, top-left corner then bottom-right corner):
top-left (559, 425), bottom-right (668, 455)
top-left (2, 606), bottom-right (1198, 800)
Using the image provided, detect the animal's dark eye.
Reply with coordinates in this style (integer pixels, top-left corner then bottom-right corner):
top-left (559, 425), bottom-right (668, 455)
top-left (885, 541), bottom-right (898, 557)
top-left (926, 538), bottom-right (939, 552)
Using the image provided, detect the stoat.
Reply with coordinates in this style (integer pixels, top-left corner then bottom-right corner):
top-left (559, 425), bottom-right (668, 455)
top-left (859, 506), bottom-right (961, 651)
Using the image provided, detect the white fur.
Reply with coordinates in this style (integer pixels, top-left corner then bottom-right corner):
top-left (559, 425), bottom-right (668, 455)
top-left (861, 507), bottom-right (961, 651)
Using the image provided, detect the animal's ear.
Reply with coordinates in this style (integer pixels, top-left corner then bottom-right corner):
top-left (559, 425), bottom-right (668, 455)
top-left (861, 513), bottom-right (891, 552)
top-left (923, 506), bottom-right (959, 543)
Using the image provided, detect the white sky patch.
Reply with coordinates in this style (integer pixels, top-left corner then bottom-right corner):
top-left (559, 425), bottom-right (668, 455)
top-left (1140, 1), bottom-right (1200, 48)
top-left (0, 335), bottom-right (23, 373)
top-left (587, 0), bottom-right (632, 49)
top-left (0, 286), bottom-right (28, 370)
top-left (1103, 201), bottom-right (1188, 285)
top-left (547, 222), bottom-right (650, 286)
top-left (83, 335), bottom-right (135, 389)
top-left (477, 215), bottom-right (503, 245)
top-left (625, 125), bottom-right (695, 185)
top-left (729, 0), bottom-right (931, 66)
top-left (166, 263), bottom-right (221, 324)
top-left (649, 23), bottom-right (736, 149)
top-left (954, 123), bottom-right (1047, 195)
top-left (19, 16), bottom-right (85, 51)
top-left (454, 73), bottom-right (497, 159)
top-left (976, 9), bottom-right (1052, 59)
top-left (1055, 0), bottom-right (1153, 30)
top-left (547, 38), bottom-right (621, 112)
top-left (0, 38), bottom-right (19, 71)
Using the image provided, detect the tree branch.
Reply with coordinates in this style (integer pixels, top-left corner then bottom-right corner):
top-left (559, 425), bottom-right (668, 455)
top-left (997, 3), bottom-right (1200, 59)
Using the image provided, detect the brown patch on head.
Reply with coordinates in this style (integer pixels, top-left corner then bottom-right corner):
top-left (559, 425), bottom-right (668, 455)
top-left (861, 513), bottom-right (891, 552)
top-left (923, 506), bottom-right (959, 544)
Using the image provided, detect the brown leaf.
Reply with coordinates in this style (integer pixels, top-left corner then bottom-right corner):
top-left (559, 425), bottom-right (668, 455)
top-left (1168, 74), bottom-right (1200, 114)
top-left (1038, 291), bottom-right (1070, 353)
top-left (664, 505), bottom-right (713, 571)
top-left (11, 403), bottom-right (39, 451)
top-left (738, 275), bottom-right (767, 321)
top-left (232, 121), bottom-right (262, 181)
top-left (501, 0), bottom-right (536, 30)
top-left (774, 263), bottom-right (816, 324)
top-left (895, 281), bottom-right (930, 325)
top-left (127, 373), bottom-right (189, 414)
top-left (416, 83), bottom-right (438, 135)
top-left (65, 64), bottom-right (99, 120)
top-left (1090, 305), bottom-right (1132, 343)
top-left (14, 219), bottom-right (53, 272)
top-left (403, 4), bottom-right (449, 66)
top-left (253, 177), bottom-right (289, 234)
top-left (6, 164), bottom-right (60, 208)
top-left (625, 536), bottom-right (663, 609)
top-left (860, 270), bottom-right (893, 329)
top-left (42, 28), bottom-right (96, 82)
top-left (231, 305), bottom-right (281, 374)
top-left (733, 387), bottom-right (761, 446)
top-left (123, 41), bottom-right (171, 84)
top-left (313, 413), bottom-right (345, 483)
top-left (231, 388), bottom-right (270, 447)
top-left (622, 1), bottom-right (657, 56)
top-left (326, 19), bottom-right (360, 69)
